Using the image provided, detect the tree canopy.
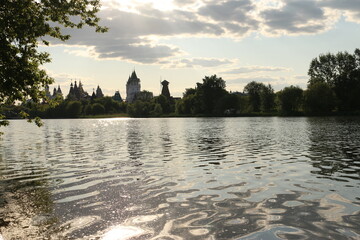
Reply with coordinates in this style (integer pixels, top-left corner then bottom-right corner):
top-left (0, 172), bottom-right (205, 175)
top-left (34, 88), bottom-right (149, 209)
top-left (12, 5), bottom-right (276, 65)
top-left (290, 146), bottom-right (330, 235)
top-left (175, 75), bottom-right (228, 115)
top-left (0, 0), bottom-right (107, 105)
top-left (308, 49), bottom-right (360, 111)
top-left (244, 81), bottom-right (275, 112)
top-left (277, 86), bottom-right (303, 115)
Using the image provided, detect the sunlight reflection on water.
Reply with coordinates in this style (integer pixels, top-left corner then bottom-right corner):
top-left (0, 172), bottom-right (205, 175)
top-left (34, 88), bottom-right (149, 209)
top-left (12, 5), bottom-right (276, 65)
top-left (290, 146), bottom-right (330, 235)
top-left (0, 117), bottom-right (360, 239)
top-left (102, 225), bottom-right (145, 240)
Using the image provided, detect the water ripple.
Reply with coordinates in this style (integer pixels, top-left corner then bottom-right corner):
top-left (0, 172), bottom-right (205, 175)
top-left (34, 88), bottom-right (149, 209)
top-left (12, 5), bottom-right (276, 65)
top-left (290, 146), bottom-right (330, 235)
top-left (0, 117), bottom-right (360, 239)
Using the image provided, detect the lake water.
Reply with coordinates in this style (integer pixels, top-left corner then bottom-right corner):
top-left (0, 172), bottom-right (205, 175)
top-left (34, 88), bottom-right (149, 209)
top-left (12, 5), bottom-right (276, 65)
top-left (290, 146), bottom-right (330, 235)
top-left (0, 117), bottom-right (360, 239)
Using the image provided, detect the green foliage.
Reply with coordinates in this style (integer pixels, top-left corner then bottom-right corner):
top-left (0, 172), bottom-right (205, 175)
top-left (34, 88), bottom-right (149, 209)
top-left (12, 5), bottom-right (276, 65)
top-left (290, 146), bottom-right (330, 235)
top-left (1, 0), bottom-right (106, 105)
top-left (244, 82), bottom-right (275, 113)
top-left (197, 75), bottom-right (228, 114)
top-left (304, 82), bottom-right (336, 114)
top-left (214, 94), bottom-right (239, 115)
top-left (308, 49), bottom-right (360, 111)
top-left (177, 75), bottom-right (228, 116)
top-left (244, 81), bottom-right (263, 112)
top-left (94, 97), bottom-right (127, 113)
top-left (154, 95), bottom-right (171, 114)
top-left (0, 114), bottom-right (9, 135)
top-left (237, 95), bottom-right (250, 114)
top-left (92, 103), bottom-right (105, 115)
top-left (176, 92), bottom-right (202, 115)
top-left (183, 88), bottom-right (196, 97)
top-left (84, 104), bottom-right (93, 115)
top-left (66, 101), bottom-right (82, 117)
top-left (277, 86), bottom-right (303, 115)
top-left (260, 84), bottom-right (275, 112)
top-left (127, 100), bottom-right (153, 117)
top-left (0, 0), bottom-right (107, 131)
top-left (151, 104), bottom-right (163, 117)
top-left (135, 90), bottom-right (154, 102)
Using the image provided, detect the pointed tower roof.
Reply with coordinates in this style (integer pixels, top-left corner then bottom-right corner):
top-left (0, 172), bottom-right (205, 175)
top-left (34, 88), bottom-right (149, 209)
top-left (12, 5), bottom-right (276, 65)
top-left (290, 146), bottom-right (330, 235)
top-left (96, 85), bottom-right (104, 98)
top-left (127, 70), bottom-right (140, 85)
top-left (57, 85), bottom-right (62, 94)
top-left (161, 80), bottom-right (171, 99)
top-left (130, 70), bottom-right (138, 79)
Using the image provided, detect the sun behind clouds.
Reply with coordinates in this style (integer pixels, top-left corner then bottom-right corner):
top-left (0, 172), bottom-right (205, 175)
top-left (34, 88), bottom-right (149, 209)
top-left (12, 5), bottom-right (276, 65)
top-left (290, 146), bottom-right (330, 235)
top-left (102, 0), bottom-right (177, 11)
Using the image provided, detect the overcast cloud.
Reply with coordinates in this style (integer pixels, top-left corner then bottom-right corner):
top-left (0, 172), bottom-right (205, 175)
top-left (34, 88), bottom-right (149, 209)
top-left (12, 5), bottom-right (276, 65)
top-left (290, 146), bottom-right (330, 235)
top-left (50, 0), bottom-right (360, 64)
top-left (222, 66), bottom-right (290, 74)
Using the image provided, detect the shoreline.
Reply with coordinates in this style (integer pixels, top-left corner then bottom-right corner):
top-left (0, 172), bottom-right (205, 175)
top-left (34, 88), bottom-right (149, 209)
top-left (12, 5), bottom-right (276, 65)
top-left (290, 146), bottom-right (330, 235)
top-left (3, 112), bottom-right (360, 120)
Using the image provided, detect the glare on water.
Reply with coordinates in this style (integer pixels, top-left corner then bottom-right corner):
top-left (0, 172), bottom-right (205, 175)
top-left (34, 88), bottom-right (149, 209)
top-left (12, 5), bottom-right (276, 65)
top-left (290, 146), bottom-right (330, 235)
top-left (0, 117), bottom-right (359, 239)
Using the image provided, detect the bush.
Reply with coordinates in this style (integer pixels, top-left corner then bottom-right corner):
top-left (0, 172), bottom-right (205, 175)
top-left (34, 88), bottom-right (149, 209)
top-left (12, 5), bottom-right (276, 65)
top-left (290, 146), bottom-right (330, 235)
top-left (92, 103), bottom-right (105, 115)
top-left (65, 101), bottom-right (82, 117)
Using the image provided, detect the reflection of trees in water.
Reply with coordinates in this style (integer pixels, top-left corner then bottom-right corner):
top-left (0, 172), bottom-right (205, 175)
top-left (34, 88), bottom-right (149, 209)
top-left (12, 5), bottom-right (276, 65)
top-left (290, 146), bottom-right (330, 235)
top-left (126, 120), bottom-right (144, 162)
top-left (158, 119), bottom-right (173, 162)
top-left (307, 117), bottom-right (360, 181)
top-left (243, 118), bottom-right (278, 153)
top-left (192, 118), bottom-right (228, 166)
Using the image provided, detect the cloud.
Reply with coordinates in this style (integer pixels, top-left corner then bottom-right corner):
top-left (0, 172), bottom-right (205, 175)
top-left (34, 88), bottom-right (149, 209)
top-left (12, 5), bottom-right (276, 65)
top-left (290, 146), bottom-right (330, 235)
top-left (226, 75), bottom-right (307, 91)
top-left (320, 0), bottom-right (360, 23)
top-left (198, 0), bottom-right (259, 35)
top-left (44, 70), bottom-right (103, 96)
top-left (260, 0), bottom-right (332, 35)
top-left (294, 75), bottom-right (308, 80)
top-left (172, 0), bottom-right (197, 7)
top-left (199, 0), bottom-right (254, 22)
top-left (49, 8), bottom-right (225, 64)
top-left (228, 76), bottom-right (282, 84)
top-left (321, 0), bottom-right (360, 11)
top-left (167, 58), bottom-right (233, 68)
top-left (47, 0), bottom-right (360, 64)
top-left (222, 65), bottom-right (290, 74)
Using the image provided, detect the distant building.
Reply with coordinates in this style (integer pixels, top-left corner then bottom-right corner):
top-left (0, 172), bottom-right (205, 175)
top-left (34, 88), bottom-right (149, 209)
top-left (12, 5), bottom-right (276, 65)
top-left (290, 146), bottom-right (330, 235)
top-left (96, 85), bottom-right (104, 98)
top-left (91, 89), bottom-right (96, 100)
top-left (44, 84), bottom-right (63, 101)
top-left (57, 85), bottom-right (62, 96)
top-left (135, 90), bottom-right (153, 102)
top-left (126, 70), bottom-right (141, 103)
top-left (161, 80), bottom-right (171, 99)
top-left (45, 84), bottom-right (51, 99)
top-left (52, 85), bottom-right (63, 99)
top-left (68, 82), bottom-right (74, 98)
top-left (113, 91), bottom-right (123, 102)
top-left (67, 81), bottom-right (89, 100)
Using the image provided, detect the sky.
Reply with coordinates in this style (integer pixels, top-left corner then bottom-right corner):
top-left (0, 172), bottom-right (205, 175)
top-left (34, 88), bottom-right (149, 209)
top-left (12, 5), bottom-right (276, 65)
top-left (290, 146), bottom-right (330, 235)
top-left (41, 0), bottom-right (360, 98)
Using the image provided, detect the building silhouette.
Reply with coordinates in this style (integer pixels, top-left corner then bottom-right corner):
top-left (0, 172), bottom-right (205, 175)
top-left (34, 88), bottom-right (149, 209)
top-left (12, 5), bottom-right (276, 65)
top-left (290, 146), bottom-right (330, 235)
top-left (161, 80), bottom-right (171, 99)
top-left (113, 91), bottom-right (123, 102)
top-left (45, 84), bottom-right (63, 101)
top-left (53, 85), bottom-right (63, 99)
top-left (126, 70), bottom-right (141, 103)
top-left (67, 81), bottom-right (90, 100)
top-left (96, 85), bottom-right (104, 98)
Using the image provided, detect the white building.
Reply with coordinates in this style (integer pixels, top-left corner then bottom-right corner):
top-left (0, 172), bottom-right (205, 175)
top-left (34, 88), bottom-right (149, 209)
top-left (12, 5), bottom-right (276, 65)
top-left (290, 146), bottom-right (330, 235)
top-left (126, 70), bottom-right (141, 103)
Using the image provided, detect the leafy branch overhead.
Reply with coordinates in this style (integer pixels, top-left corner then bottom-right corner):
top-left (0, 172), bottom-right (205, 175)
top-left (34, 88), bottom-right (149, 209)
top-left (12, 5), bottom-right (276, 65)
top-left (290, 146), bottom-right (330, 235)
top-left (0, 0), bottom-right (107, 105)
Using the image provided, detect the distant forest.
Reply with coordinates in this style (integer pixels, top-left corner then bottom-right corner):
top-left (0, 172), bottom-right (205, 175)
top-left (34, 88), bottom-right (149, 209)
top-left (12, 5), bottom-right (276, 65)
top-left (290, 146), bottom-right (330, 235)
top-left (1, 49), bottom-right (360, 119)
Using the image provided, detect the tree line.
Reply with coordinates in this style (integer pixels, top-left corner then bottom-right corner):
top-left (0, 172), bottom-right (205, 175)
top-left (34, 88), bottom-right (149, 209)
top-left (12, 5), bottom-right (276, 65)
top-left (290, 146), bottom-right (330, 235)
top-left (1, 49), bottom-right (360, 119)
top-left (131, 48), bottom-right (360, 117)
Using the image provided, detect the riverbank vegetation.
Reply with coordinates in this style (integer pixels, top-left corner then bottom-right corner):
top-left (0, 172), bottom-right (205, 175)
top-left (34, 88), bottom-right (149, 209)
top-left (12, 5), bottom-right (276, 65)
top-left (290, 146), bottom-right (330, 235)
top-left (0, 0), bottom-right (107, 131)
top-left (1, 49), bottom-right (360, 120)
